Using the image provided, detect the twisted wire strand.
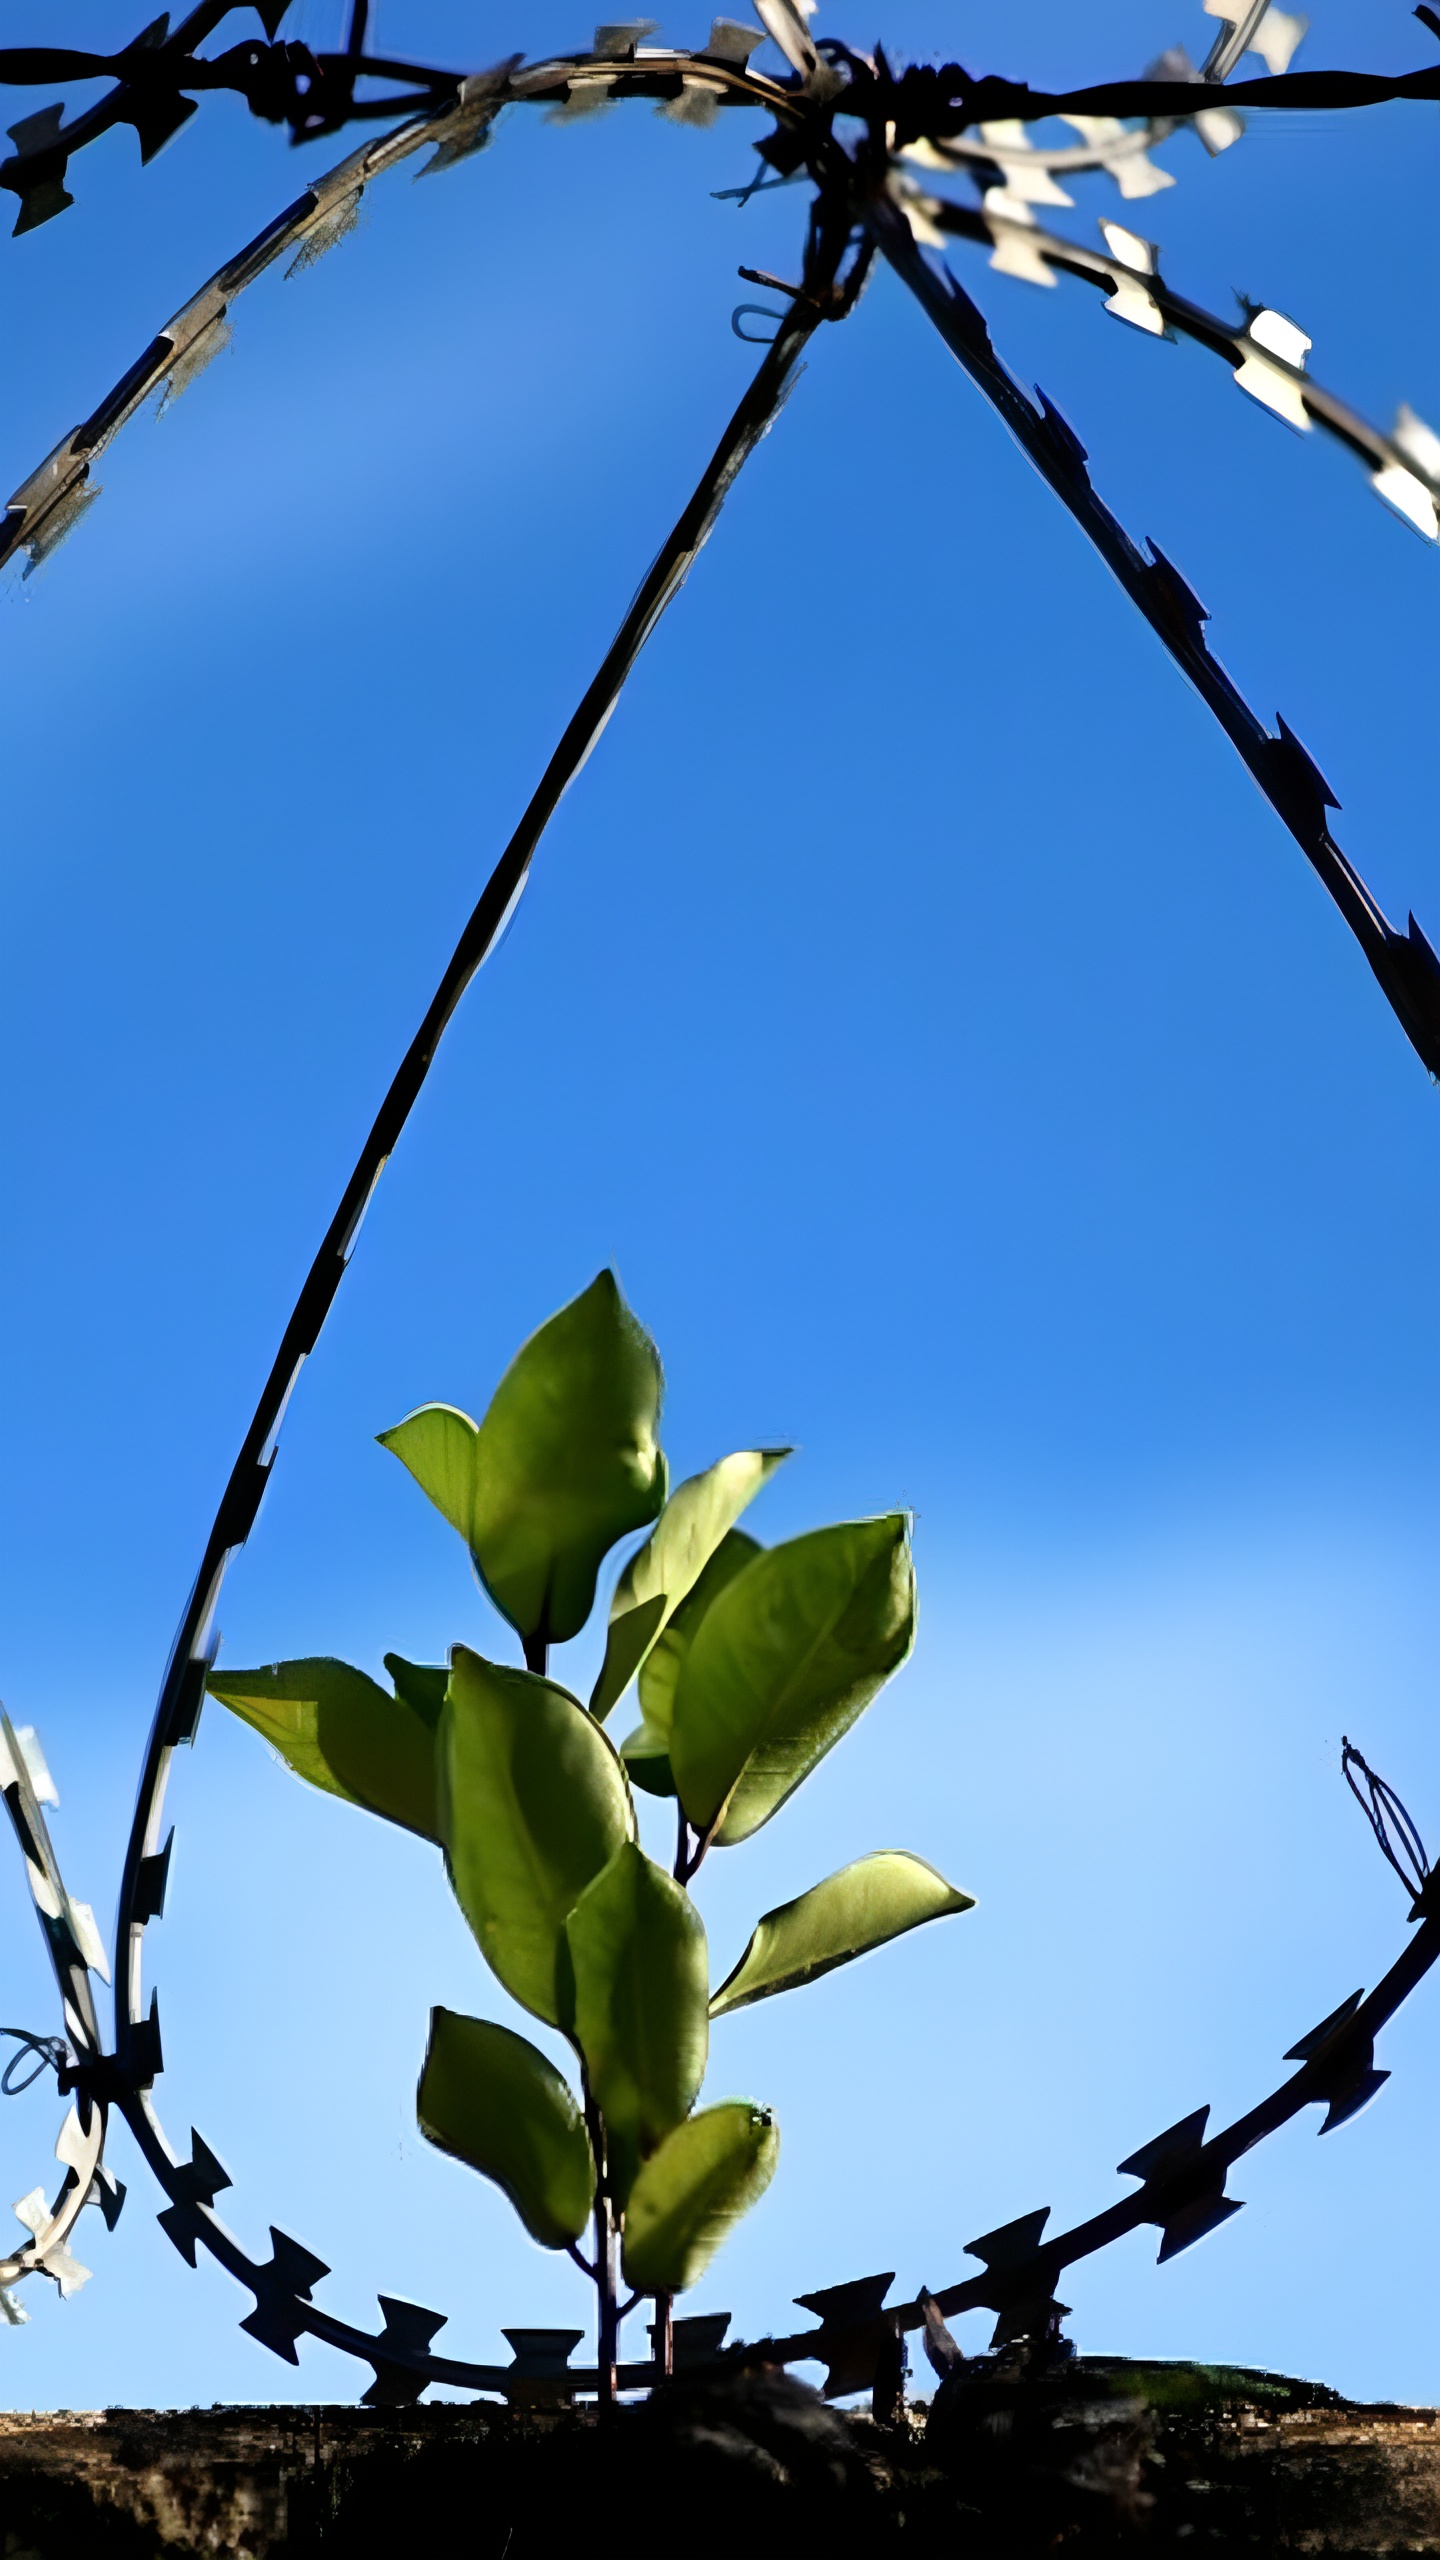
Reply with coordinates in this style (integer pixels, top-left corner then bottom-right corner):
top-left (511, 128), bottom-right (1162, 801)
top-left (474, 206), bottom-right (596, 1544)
top-left (3, 19), bottom-right (1437, 222)
top-left (8, 29), bottom-right (1436, 578)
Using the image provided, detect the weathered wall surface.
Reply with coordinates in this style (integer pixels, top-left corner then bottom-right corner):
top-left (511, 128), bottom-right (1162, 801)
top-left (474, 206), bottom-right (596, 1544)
top-left (1, 2364), bottom-right (1436, 2555)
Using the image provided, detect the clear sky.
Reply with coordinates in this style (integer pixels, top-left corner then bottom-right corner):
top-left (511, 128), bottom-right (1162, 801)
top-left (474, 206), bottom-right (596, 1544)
top-left (2, 1), bottom-right (1437, 2412)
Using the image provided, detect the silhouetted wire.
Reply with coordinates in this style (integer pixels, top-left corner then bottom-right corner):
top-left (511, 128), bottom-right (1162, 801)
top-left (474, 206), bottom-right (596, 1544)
top-left (886, 177), bottom-right (1438, 517)
top-left (5, 15), bottom-right (1438, 2397)
top-left (867, 189), bottom-right (1440, 1086)
top-left (1342, 1737), bottom-right (1431, 1900)
top-left (3, 21), bottom-right (1438, 230)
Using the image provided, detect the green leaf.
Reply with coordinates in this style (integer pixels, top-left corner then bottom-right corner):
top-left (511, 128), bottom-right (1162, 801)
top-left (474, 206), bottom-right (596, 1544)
top-left (206, 1656), bottom-right (442, 1842)
top-left (710, 1851), bottom-right (974, 2017)
top-left (590, 1450), bottom-right (789, 1721)
top-left (442, 1645), bottom-right (634, 2025)
top-left (669, 1515), bottom-right (916, 1847)
top-left (635, 1529), bottom-right (762, 1749)
top-left (620, 2102), bottom-right (778, 2295)
top-left (619, 1721), bottom-right (676, 1800)
top-left (377, 1271), bottom-right (666, 1645)
top-left (417, 2007), bottom-right (595, 2249)
top-left (617, 1533), bottom-right (765, 1800)
top-left (565, 1842), bottom-right (708, 2203)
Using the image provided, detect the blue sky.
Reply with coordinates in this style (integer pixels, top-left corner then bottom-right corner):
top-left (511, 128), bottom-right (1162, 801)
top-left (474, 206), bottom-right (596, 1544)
top-left (2, 1), bottom-right (1437, 2410)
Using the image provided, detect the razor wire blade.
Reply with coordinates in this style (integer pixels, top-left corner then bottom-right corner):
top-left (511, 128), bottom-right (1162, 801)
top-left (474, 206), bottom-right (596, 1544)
top-left (4, 8), bottom-right (1437, 581)
top-left (0, 1709), bottom-right (122, 2322)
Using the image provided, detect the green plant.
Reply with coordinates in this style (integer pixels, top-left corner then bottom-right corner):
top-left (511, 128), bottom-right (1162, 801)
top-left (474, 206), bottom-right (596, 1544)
top-left (208, 1271), bottom-right (972, 2395)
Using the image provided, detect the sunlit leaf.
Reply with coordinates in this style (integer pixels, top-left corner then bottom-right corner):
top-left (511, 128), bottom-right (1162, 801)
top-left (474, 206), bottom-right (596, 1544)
top-left (207, 1656), bottom-right (442, 1842)
top-left (590, 1449), bottom-right (789, 1720)
top-left (635, 1529), bottom-right (762, 1748)
top-left (669, 1516), bottom-right (915, 1846)
top-left (417, 2007), bottom-right (594, 2248)
top-left (710, 1851), bottom-right (973, 2016)
top-left (378, 1271), bottom-right (666, 1644)
top-left (442, 1645), bottom-right (634, 2024)
top-left (620, 2102), bottom-right (778, 2294)
top-left (565, 1841), bottom-right (708, 2201)
top-left (618, 1530), bottom-right (765, 1800)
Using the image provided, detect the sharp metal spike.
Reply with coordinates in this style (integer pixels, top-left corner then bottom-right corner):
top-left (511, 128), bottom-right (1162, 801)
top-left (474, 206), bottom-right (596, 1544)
top-left (1156, 2192), bottom-right (1244, 2262)
top-left (361, 2300), bottom-right (447, 2408)
top-left (794, 2272), bottom-right (894, 2326)
top-left (92, 2169), bottom-right (126, 2232)
top-left (175, 2131), bottom-right (232, 2205)
top-left (501, 2327), bottom-right (583, 2407)
top-left (129, 1993), bottom-right (163, 2087)
top-left (1034, 389), bottom-right (1090, 475)
top-left (964, 2209), bottom-right (1050, 2270)
top-left (1117, 2105), bottom-right (1210, 2184)
top-left (375, 2295), bottom-right (447, 2356)
top-left (239, 2228), bottom-right (330, 2363)
top-left (135, 1831), bottom-right (175, 1925)
top-left (1284, 1990), bottom-right (1363, 2063)
top-left (1321, 2069), bottom-right (1390, 2134)
top-left (793, 2274), bottom-right (896, 2401)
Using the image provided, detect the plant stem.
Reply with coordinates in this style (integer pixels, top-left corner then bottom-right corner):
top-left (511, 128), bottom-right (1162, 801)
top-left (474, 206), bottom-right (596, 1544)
top-left (654, 2289), bottom-right (673, 2382)
top-left (522, 1629), bottom-right (549, 1677)
top-left (673, 1800), bottom-right (690, 1883)
top-left (581, 2078), bottom-right (618, 2413)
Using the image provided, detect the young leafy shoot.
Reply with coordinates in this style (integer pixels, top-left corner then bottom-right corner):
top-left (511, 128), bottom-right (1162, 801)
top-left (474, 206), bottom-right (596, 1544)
top-left (208, 1280), bottom-right (955, 2387)
top-left (669, 1515), bottom-right (916, 1847)
top-left (621, 2102), bottom-right (779, 2294)
top-left (442, 1646), bottom-right (633, 2024)
top-left (710, 1851), bottom-right (974, 2017)
top-left (206, 1655), bottom-right (444, 1841)
top-left (590, 1448), bottom-right (790, 1721)
top-left (417, 2008), bottom-right (595, 2248)
top-left (620, 1528), bottom-right (762, 1799)
top-left (378, 1271), bottom-right (666, 1648)
top-left (565, 1841), bottom-right (709, 2201)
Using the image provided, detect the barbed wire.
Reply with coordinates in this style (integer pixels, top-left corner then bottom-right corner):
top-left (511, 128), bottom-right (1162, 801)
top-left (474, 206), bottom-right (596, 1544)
top-left (886, 174), bottom-right (1439, 542)
top-left (8, 16), bottom-right (1437, 580)
top-left (4, 5), bottom-right (1437, 2406)
top-left (0, 1708), bottom-right (123, 2310)
top-left (866, 187), bottom-right (1440, 1084)
top-left (3, 9), bottom-right (1438, 233)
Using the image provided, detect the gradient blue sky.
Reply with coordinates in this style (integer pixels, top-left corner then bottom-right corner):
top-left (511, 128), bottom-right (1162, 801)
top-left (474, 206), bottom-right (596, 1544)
top-left (2, 1), bottom-right (1437, 2412)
